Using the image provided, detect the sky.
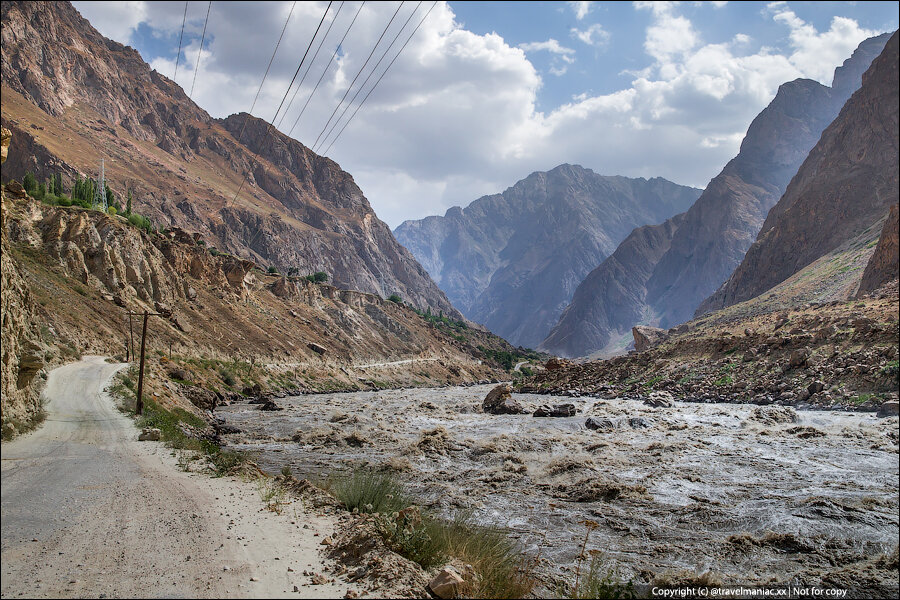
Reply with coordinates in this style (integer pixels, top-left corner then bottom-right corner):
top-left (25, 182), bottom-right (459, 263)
top-left (71, 1), bottom-right (898, 228)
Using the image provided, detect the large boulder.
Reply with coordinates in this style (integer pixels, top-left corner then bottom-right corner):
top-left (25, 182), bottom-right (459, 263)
top-left (533, 403), bottom-right (576, 417)
top-left (482, 384), bottom-right (526, 415)
top-left (632, 326), bottom-right (667, 352)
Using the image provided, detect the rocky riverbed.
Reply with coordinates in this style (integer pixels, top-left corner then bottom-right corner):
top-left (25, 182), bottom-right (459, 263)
top-left (217, 385), bottom-right (899, 595)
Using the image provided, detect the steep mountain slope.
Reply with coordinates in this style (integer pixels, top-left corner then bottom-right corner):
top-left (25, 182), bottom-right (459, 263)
top-left (858, 203), bottom-right (899, 296)
top-left (541, 33), bottom-right (889, 358)
top-left (699, 31), bottom-right (899, 314)
top-left (394, 165), bottom-right (700, 347)
top-left (541, 215), bottom-right (684, 357)
top-left (0, 0), bottom-right (458, 317)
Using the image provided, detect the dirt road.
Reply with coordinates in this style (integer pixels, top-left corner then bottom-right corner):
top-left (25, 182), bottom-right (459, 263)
top-left (1, 356), bottom-right (359, 599)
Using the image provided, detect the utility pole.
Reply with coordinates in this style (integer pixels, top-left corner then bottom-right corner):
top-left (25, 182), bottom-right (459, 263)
top-left (128, 310), bottom-right (162, 416)
top-left (93, 158), bottom-right (107, 211)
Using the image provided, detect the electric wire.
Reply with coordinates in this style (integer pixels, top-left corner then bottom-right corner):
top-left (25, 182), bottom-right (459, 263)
top-left (309, 1), bottom-right (404, 151)
top-left (287, 1), bottom-right (366, 139)
top-left (276, 1), bottom-right (345, 130)
top-left (173, 1), bottom-right (188, 82)
top-left (314, 1), bottom-right (422, 154)
top-left (321, 1), bottom-right (437, 156)
top-left (227, 1), bottom-right (333, 209)
top-left (188, 0), bottom-right (212, 99)
top-left (232, 0), bottom-right (298, 151)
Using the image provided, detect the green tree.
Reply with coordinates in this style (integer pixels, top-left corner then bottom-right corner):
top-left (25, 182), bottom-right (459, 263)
top-left (125, 189), bottom-right (133, 216)
top-left (388, 294), bottom-right (402, 304)
top-left (54, 173), bottom-right (63, 196)
top-left (23, 172), bottom-right (37, 192)
top-left (105, 184), bottom-right (115, 209)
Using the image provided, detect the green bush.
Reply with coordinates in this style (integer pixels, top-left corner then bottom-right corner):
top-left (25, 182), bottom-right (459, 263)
top-left (329, 469), bottom-right (409, 514)
top-left (268, 266), bottom-right (279, 274)
top-left (306, 271), bottom-right (328, 283)
top-left (388, 293), bottom-right (403, 304)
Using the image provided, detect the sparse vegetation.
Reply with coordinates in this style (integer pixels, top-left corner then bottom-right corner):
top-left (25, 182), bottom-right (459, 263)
top-left (388, 293), bottom-right (403, 303)
top-left (327, 468), bottom-right (536, 598)
top-left (306, 271), bottom-right (328, 283)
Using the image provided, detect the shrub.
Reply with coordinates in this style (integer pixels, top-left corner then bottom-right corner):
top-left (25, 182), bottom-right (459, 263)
top-left (306, 271), bottom-right (328, 283)
top-left (268, 266), bottom-right (279, 274)
top-left (388, 293), bottom-right (402, 304)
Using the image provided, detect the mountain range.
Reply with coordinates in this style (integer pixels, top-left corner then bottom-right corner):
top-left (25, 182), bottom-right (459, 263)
top-left (540, 32), bottom-right (892, 357)
top-left (394, 165), bottom-right (700, 348)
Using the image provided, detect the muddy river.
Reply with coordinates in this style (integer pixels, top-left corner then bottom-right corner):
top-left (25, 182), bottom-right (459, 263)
top-left (217, 385), bottom-right (899, 591)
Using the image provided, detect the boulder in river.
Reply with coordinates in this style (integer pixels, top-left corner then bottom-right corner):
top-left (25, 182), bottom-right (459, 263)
top-left (482, 384), bottom-right (526, 415)
top-left (533, 403), bottom-right (577, 417)
top-left (585, 417), bottom-right (619, 432)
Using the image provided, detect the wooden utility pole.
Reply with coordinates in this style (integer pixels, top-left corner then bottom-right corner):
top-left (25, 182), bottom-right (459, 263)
top-left (135, 311), bottom-right (149, 416)
top-left (127, 310), bottom-right (162, 416)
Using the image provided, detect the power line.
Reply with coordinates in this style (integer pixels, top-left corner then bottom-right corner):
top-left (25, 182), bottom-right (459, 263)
top-left (232, 0), bottom-right (298, 150)
top-left (321, 1), bottom-right (437, 156)
top-left (287, 1), bottom-right (366, 139)
top-left (189, 0), bottom-right (212, 99)
top-left (227, 0), bottom-right (334, 209)
top-left (309, 1), bottom-right (404, 151)
top-left (314, 1), bottom-right (422, 154)
top-left (173, 1), bottom-right (188, 82)
top-left (276, 1), bottom-right (345, 130)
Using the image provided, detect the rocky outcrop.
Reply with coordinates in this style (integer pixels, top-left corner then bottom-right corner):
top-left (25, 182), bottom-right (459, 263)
top-left (395, 165), bottom-right (700, 347)
top-left (700, 31), bottom-right (899, 314)
top-left (482, 383), bottom-right (526, 415)
top-left (0, 1), bottom-right (458, 318)
top-left (521, 299), bottom-right (899, 412)
top-left (632, 326), bottom-right (667, 352)
top-left (1, 129), bottom-right (47, 438)
top-left (858, 203), bottom-right (899, 295)
top-left (541, 34), bottom-right (890, 358)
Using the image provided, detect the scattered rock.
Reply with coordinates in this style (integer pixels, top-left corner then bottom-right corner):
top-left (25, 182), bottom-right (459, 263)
top-left (877, 400), bottom-right (899, 418)
top-left (627, 417), bottom-right (654, 429)
top-left (308, 342), bottom-right (328, 356)
top-left (259, 399), bottom-right (282, 411)
top-left (644, 391), bottom-right (674, 408)
top-left (632, 326), bottom-right (667, 352)
top-left (585, 417), bottom-right (618, 432)
top-left (789, 348), bottom-right (810, 368)
top-left (482, 384), bottom-right (526, 415)
top-left (138, 428), bottom-right (161, 441)
top-left (533, 403), bottom-right (576, 417)
top-left (545, 357), bottom-right (571, 371)
top-left (427, 565), bottom-right (464, 599)
top-left (749, 405), bottom-right (798, 425)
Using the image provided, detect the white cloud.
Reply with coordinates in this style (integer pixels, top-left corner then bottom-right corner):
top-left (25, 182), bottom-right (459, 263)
top-left (72, 0), bottom-right (148, 42)
top-left (70, 1), bottom-right (889, 229)
top-left (571, 23), bottom-right (610, 47)
top-left (567, 1), bottom-right (596, 21)
top-left (518, 39), bottom-right (576, 61)
top-left (768, 4), bottom-right (877, 84)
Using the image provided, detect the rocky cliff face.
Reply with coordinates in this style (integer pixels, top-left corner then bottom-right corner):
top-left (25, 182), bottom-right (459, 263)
top-left (541, 33), bottom-right (889, 358)
top-left (699, 31), bottom-right (899, 314)
top-left (394, 165), bottom-right (700, 347)
top-left (0, 0), bottom-right (458, 318)
top-left (858, 203), bottom-right (899, 296)
top-left (540, 215), bottom-right (684, 357)
top-left (1, 128), bottom-right (46, 438)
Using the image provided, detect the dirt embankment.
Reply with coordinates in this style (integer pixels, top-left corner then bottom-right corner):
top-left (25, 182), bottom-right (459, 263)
top-left (522, 296), bottom-right (899, 413)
